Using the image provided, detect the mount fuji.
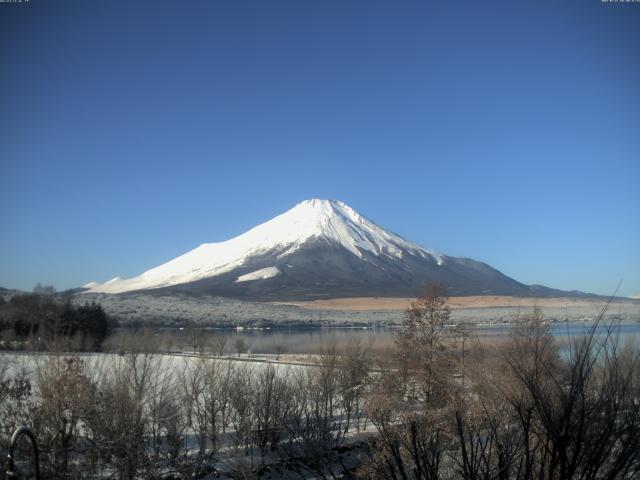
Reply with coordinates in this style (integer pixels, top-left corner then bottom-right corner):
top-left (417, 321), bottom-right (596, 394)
top-left (84, 199), bottom-right (578, 300)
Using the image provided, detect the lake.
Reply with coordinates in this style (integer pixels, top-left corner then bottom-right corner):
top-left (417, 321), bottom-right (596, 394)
top-left (152, 321), bottom-right (640, 354)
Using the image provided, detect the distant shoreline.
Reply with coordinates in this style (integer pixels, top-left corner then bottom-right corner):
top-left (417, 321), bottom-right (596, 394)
top-left (276, 295), bottom-right (640, 312)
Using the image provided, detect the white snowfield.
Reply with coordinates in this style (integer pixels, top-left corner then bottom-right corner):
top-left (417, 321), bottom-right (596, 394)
top-left (85, 199), bottom-right (445, 294)
top-left (235, 266), bottom-right (281, 283)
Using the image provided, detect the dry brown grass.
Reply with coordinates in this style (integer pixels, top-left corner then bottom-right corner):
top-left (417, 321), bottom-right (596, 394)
top-left (274, 295), bottom-right (632, 311)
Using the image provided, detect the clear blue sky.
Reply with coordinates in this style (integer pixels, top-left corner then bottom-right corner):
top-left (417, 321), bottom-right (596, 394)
top-left (1, 0), bottom-right (639, 297)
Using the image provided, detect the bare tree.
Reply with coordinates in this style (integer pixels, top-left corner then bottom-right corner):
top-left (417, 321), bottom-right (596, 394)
top-left (33, 355), bottom-right (97, 478)
top-left (87, 350), bottom-right (161, 479)
top-left (362, 402), bottom-right (445, 480)
top-left (180, 358), bottom-right (209, 456)
top-left (212, 335), bottom-right (228, 357)
top-left (234, 338), bottom-right (249, 357)
top-left (229, 364), bottom-right (254, 451)
top-left (338, 340), bottom-right (372, 434)
top-left (253, 365), bottom-right (292, 463)
top-left (505, 308), bottom-right (640, 480)
top-left (395, 284), bottom-right (453, 404)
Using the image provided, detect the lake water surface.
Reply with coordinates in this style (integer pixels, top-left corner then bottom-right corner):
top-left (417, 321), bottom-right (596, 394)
top-left (158, 321), bottom-right (640, 354)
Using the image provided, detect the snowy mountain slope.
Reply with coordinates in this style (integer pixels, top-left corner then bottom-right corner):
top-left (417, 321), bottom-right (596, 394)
top-left (86, 199), bottom-right (444, 294)
top-left (85, 199), bottom-right (565, 300)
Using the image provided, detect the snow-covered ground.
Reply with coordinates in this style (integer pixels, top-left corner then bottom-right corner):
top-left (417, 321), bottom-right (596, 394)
top-left (0, 350), bottom-right (375, 479)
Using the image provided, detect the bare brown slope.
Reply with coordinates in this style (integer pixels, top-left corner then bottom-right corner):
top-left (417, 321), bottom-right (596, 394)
top-left (276, 296), bottom-right (640, 312)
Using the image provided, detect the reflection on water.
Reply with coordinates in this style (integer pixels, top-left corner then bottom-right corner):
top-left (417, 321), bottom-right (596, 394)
top-left (155, 322), bottom-right (640, 355)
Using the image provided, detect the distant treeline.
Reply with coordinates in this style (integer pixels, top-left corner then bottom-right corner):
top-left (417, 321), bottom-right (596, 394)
top-left (0, 285), bottom-right (114, 350)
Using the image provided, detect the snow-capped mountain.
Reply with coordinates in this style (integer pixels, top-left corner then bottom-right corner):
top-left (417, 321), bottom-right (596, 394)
top-left (84, 199), bottom-right (566, 300)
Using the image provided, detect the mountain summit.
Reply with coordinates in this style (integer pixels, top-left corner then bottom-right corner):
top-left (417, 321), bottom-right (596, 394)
top-left (85, 199), bottom-right (568, 299)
